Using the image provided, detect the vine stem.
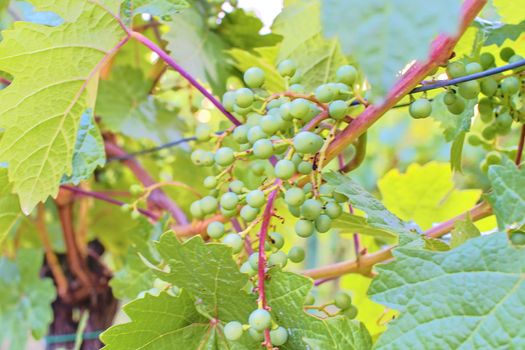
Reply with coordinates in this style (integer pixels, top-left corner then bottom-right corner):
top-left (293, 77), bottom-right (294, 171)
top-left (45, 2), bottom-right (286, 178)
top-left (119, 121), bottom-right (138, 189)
top-left (516, 124), bottom-right (525, 166)
top-left (304, 201), bottom-right (492, 280)
top-left (130, 31), bottom-right (242, 126)
top-left (325, 0), bottom-right (487, 163)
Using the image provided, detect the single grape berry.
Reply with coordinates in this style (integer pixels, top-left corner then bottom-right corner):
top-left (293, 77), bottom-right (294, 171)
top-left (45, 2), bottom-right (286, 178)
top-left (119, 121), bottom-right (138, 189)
top-left (222, 91), bottom-right (236, 112)
top-left (446, 61), bottom-right (466, 78)
top-left (480, 78), bottom-right (498, 97)
top-left (342, 305), bottom-right (358, 319)
top-left (315, 214), bottom-right (332, 233)
top-left (246, 190), bottom-right (265, 208)
top-left (203, 176), bottom-right (217, 189)
top-left (224, 321), bottom-right (244, 341)
top-left (295, 219), bottom-right (315, 237)
top-left (467, 133), bottom-right (483, 146)
top-left (288, 204), bottom-right (301, 218)
top-left (288, 246), bottom-right (305, 263)
top-left (447, 97), bottom-right (466, 115)
top-left (501, 76), bottom-right (520, 95)
top-left (274, 159), bottom-right (296, 180)
top-left (329, 100), bottom-right (348, 120)
top-left (249, 309), bottom-right (272, 331)
top-left (190, 201), bottom-right (204, 219)
top-left (409, 98), bottom-right (432, 119)
top-left (129, 184), bottom-right (143, 196)
top-left (285, 187), bottom-right (305, 206)
top-left (248, 328), bottom-right (264, 341)
top-left (336, 65), bottom-right (358, 86)
top-left (500, 47), bottom-right (515, 62)
top-left (244, 67), bottom-right (265, 88)
top-left (240, 205), bottom-right (259, 222)
top-left (481, 125), bottom-right (497, 141)
top-left (289, 83), bottom-right (305, 94)
top-left (297, 161), bottom-right (313, 175)
top-left (215, 147), bottom-right (235, 166)
top-left (334, 292), bottom-right (352, 310)
top-left (221, 207), bottom-right (237, 218)
top-left (260, 114), bottom-right (284, 135)
top-left (270, 232), bottom-right (285, 249)
top-left (233, 125), bottom-right (249, 144)
top-left (200, 196), bottom-right (218, 214)
top-left (290, 98), bottom-right (310, 120)
top-left (207, 221), bottom-right (225, 239)
top-left (221, 192), bottom-right (239, 210)
top-left (247, 126), bottom-right (267, 144)
top-left (495, 112), bottom-right (513, 133)
top-left (195, 124), bottom-right (212, 142)
top-left (240, 262), bottom-right (256, 276)
top-left (235, 88), bottom-right (254, 108)
top-left (293, 131), bottom-right (324, 154)
top-left (252, 139), bottom-right (274, 159)
top-left (325, 202), bottom-right (343, 219)
top-left (268, 251), bottom-right (287, 268)
top-left (315, 84), bottom-right (336, 103)
top-left (301, 199), bottom-right (323, 220)
top-left (465, 62), bottom-right (483, 75)
top-left (251, 162), bottom-right (266, 176)
top-left (230, 180), bottom-right (245, 193)
top-left (458, 80), bottom-right (480, 100)
top-left (277, 59), bottom-right (297, 77)
top-left (443, 92), bottom-right (457, 106)
top-left (478, 97), bottom-right (493, 116)
top-left (270, 327), bottom-right (289, 346)
top-left (479, 52), bottom-right (495, 70)
top-left (223, 233), bottom-right (243, 254)
top-left (510, 231), bottom-right (525, 245)
top-left (485, 151), bottom-right (502, 165)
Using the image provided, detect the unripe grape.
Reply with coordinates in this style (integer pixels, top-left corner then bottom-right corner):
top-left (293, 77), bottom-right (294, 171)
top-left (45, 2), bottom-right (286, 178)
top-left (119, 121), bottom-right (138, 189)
top-left (274, 159), bottom-right (296, 180)
top-left (342, 305), bottom-right (358, 319)
top-left (233, 125), bottom-right (249, 144)
top-left (191, 149), bottom-right (205, 166)
top-left (443, 92), bottom-right (457, 105)
top-left (244, 67), bottom-right (265, 88)
top-left (409, 98), bottom-right (432, 119)
top-left (249, 309), bottom-right (272, 331)
top-left (501, 76), bottom-right (520, 95)
top-left (458, 80), bottom-right (480, 100)
top-left (334, 291), bottom-right (352, 310)
top-left (288, 246), bottom-right (305, 263)
top-left (478, 97), bottom-right (493, 116)
top-left (277, 59), bottom-right (297, 77)
top-left (268, 98), bottom-right (285, 109)
top-left (240, 205), bottom-right (259, 222)
top-left (248, 328), bottom-right (264, 341)
top-left (215, 147), bottom-right (235, 166)
top-left (329, 100), bottom-right (348, 120)
top-left (481, 124), bottom-right (497, 140)
top-left (336, 65), bottom-right (358, 86)
top-left (447, 97), bottom-right (466, 115)
top-left (207, 221), bottom-right (225, 239)
top-left (500, 47), bottom-right (515, 62)
top-left (247, 126), bottom-right (267, 144)
top-left (269, 232), bottom-right (284, 249)
top-left (230, 180), bottom-right (244, 194)
top-left (301, 199), bottom-right (323, 220)
top-left (251, 162), bottom-right (266, 176)
top-left (248, 252), bottom-right (259, 270)
top-left (200, 196), bottom-right (218, 214)
top-left (120, 204), bottom-right (133, 213)
top-left (270, 327), bottom-right (289, 346)
top-left (221, 207), bottom-right (238, 218)
top-left (280, 102), bottom-right (293, 121)
top-left (285, 187), bottom-right (305, 206)
top-left (221, 192), bottom-right (239, 210)
top-left (246, 190), bottom-right (265, 208)
top-left (509, 54), bottom-right (524, 65)
top-left (465, 62), bottom-right (483, 75)
top-left (240, 262), bottom-right (256, 276)
top-left (204, 176), bottom-right (217, 189)
top-left (190, 201), bottom-right (204, 218)
top-left (268, 251), bottom-right (287, 268)
top-left (510, 231), bottom-right (525, 245)
top-left (195, 124), bottom-right (212, 142)
top-left (480, 78), bottom-right (498, 96)
top-left (129, 184), bottom-right (143, 196)
top-left (233, 104), bottom-right (251, 116)
top-left (291, 153), bottom-right (303, 165)
top-left (315, 214), bottom-right (332, 233)
top-left (260, 114), bottom-right (283, 135)
top-left (297, 161), bottom-right (313, 175)
top-left (467, 133), bottom-right (482, 146)
top-left (252, 139), bottom-right (274, 159)
top-left (479, 52), bottom-right (495, 70)
top-left (295, 219), bottom-right (315, 237)
top-left (495, 112), bottom-right (513, 133)
top-left (224, 321), bottom-right (244, 341)
top-left (486, 151), bottom-right (502, 165)
top-left (290, 98), bottom-right (310, 119)
top-left (235, 88), bottom-right (254, 108)
top-left (303, 183), bottom-right (313, 194)
top-left (315, 84), bottom-right (336, 103)
top-left (288, 205), bottom-right (301, 218)
top-left (223, 233), bottom-right (243, 254)
top-left (293, 131), bottom-right (324, 154)
top-left (447, 61), bottom-right (466, 78)
top-left (223, 91), bottom-right (236, 112)
top-left (325, 202), bottom-right (343, 219)
top-left (289, 83), bottom-right (305, 94)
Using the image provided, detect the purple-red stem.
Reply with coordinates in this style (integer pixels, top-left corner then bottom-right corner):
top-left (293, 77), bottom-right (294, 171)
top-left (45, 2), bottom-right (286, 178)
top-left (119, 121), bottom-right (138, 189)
top-left (516, 124), bottom-right (525, 166)
top-left (130, 31), bottom-right (241, 126)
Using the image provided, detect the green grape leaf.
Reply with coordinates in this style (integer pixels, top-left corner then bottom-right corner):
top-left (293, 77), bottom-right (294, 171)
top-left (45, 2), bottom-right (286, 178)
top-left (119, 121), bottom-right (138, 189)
top-left (228, 46), bottom-right (286, 93)
top-left (481, 20), bottom-right (525, 46)
top-left (378, 162), bottom-right (481, 231)
top-left (324, 171), bottom-right (419, 239)
top-left (272, 0), bottom-right (347, 91)
top-left (332, 212), bottom-right (398, 244)
top-left (218, 9), bottom-right (281, 50)
top-left (0, 0), bottom-right (128, 213)
top-left (423, 237), bottom-right (450, 251)
top-left (266, 271), bottom-right (372, 349)
top-left (487, 157), bottom-right (525, 230)
top-left (0, 168), bottom-right (22, 242)
top-left (450, 214), bottom-right (481, 248)
top-left (494, 0), bottom-right (525, 25)
top-left (61, 111), bottom-right (105, 185)
top-left (321, 0), bottom-right (462, 99)
top-left (155, 234), bottom-right (256, 322)
top-left (431, 92), bottom-right (475, 142)
top-left (0, 249), bottom-right (56, 350)
top-left (120, 0), bottom-right (188, 22)
top-left (369, 233), bottom-right (525, 349)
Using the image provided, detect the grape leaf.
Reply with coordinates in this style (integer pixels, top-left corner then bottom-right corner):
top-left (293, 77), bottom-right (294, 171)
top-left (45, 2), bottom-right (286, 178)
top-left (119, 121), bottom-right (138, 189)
top-left (120, 0), bottom-right (188, 22)
top-left (431, 92), bottom-right (476, 142)
top-left (377, 162), bottom-right (481, 231)
top-left (0, 0), bottom-right (128, 213)
top-left (450, 215), bottom-right (481, 248)
top-left (266, 270), bottom-right (372, 350)
top-left (0, 168), bottom-right (22, 242)
top-left (332, 212), bottom-right (398, 244)
top-left (321, 0), bottom-right (462, 99)
top-left (369, 233), bottom-right (525, 349)
top-left (480, 19), bottom-right (525, 46)
top-left (0, 249), bottom-right (56, 350)
top-left (61, 110), bottom-right (105, 185)
top-left (487, 157), bottom-right (525, 230)
top-left (494, 0), bottom-right (525, 25)
top-left (272, 0), bottom-right (347, 91)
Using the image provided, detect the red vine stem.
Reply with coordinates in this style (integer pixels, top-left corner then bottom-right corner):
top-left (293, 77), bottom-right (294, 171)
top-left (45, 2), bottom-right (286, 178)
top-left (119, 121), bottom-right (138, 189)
top-left (324, 0), bottom-right (487, 163)
top-left (516, 124), bottom-right (525, 166)
top-left (130, 31), bottom-right (242, 126)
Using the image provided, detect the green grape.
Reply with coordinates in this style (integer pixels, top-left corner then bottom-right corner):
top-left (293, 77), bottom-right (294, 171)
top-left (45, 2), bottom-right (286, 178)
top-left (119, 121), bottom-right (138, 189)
top-left (304, 293), bottom-right (315, 305)
top-left (129, 184), bottom-right (143, 196)
top-left (334, 291), bottom-right (352, 310)
top-left (478, 97), bottom-right (493, 116)
top-left (285, 187), bottom-right (305, 206)
top-left (293, 131), bottom-right (324, 154)
top-left (223, 91), bottom-right (236, 112)
top-left (329, 100), bottom-right (348, 120)
top-left (467, 133), bottom-right (483, 146)
top-left (297, 161), bottom-right (313, 175)
top-left (268, 98), bottom-right (285, 109)
top-left (479, 52), bottom-right (495, 70)
top-left (240, 262), bottom-right (256, 276)
top-left (233, 104), bottom-right (252, 116)
top-left (501, 76), bottom-right (520, 95)
top-left (290, 98), bottom-right (310, 120)
top-left (270, 327), bottom-right (289, 346)
top-left (288, 246), bottom-right (305, 263)
top-left (130, 210), bottom-right (141, 220)
top-left (292, 153), bottom-right (303, 165)
top-left (215, 147), bottom-right (235, 166)
top-left (409, 98), bottom-right (432, 119)
top-left (446, 61), bottom-right (466, 78)
top-left (510, 231), bottom-right (525, 245)
top-left (270, 232), bottom-right (285, 249)
top-left (248, 309), bottom-right (272, 331)
top-left (204, 176), bottom-right (217, 189)
top-left (248, 328), bottom-right (264, 341)
top-left (280, 102), bottom-right (293, 121)
top-left (288, 204), bottom-right (301, 218)
top-left (336, 65), bottom-right (358, 86)
top-left (447, 97), bottom-right (466, 115)
top-left (195, 124), bottom-right (212, 142)
top-left (248, 126), bottom-right (268, 144)
top-left (277, 59), bottom-right (297, 77)
top-left (191, 149), bottom-right (205, 166)
top-left (240, 205), bottom-right (259, 222)
top-left (443, 92), bottom-right (457, 105)
top-left (260, 114), bottom-right (284, 135)
top-left (120, 204), bottom-right (133, 213)
top-left (268, 251), bottom-right (287, 268)
top-left (244, 67), bottom-right (265, 88)
top-left (481, 124), bottom-right (497, 140)
top-left (274, 159), bottom-right (296, 180)
top-left (190, 201), bottom-right (204, 219)
top-left (233, 125), bottom-right (249, 144)
top-left (500, 47), bottom-right (515, 62)
top-left (221, 207), bottom-right (238, 218)
top-left (295, 219), bottom-right (315, 237)
top-left (251, 162), bottom-right (266, 176)
top-left (223, 233), bottom-right (243, 254)
top-left (305, 104), bottom-right (321, 122)
top-left (480, 78), bottom-right (498, 96)
top-left (465, 62), bottom-right (483, 75)
top-left (315, 214), bottom-right (332, 233)
top-left (289, 83), bottom-right (306, 94)
top-left (248, 252), bottom-right (259, 270)
top-left (246, 190), bottom-right (265, 208)
top-left (486, 151), bottom-right (502, 165)
top-left (495, 112), bottom-right (513, 133)
top-left (509, 54), bottom-right (524, 64)
top-left (457, 80), bottom-right (480, 100)
top-left (325, 202), bottom-right (343, 219)
top-left (230, 180), bottom-right (244, 193)
top-left (209, 189), bottom-right (220, 198)
top-left (224, 321), bottom-right (243, 341)
top-left (207, 221), bottom-right (225, 239)
top-left (342, 305), bottom-right (358, 319)
top-left (315, 84), bottom-right (336, 103)
top-left (301, 199), bottom-right (323, 220)
top-left (200, 196), bottom-right (218, 214)
top-left (235, 88), bottom-right (254, 108)
top-left (479, 109), bottom-right (494, 124)
top-left (221, 192), bottom-right (239, 210)
top-left (303, 183), bottom-right (313, 194)
top-left (252, 139), bottom-right (274, 159)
